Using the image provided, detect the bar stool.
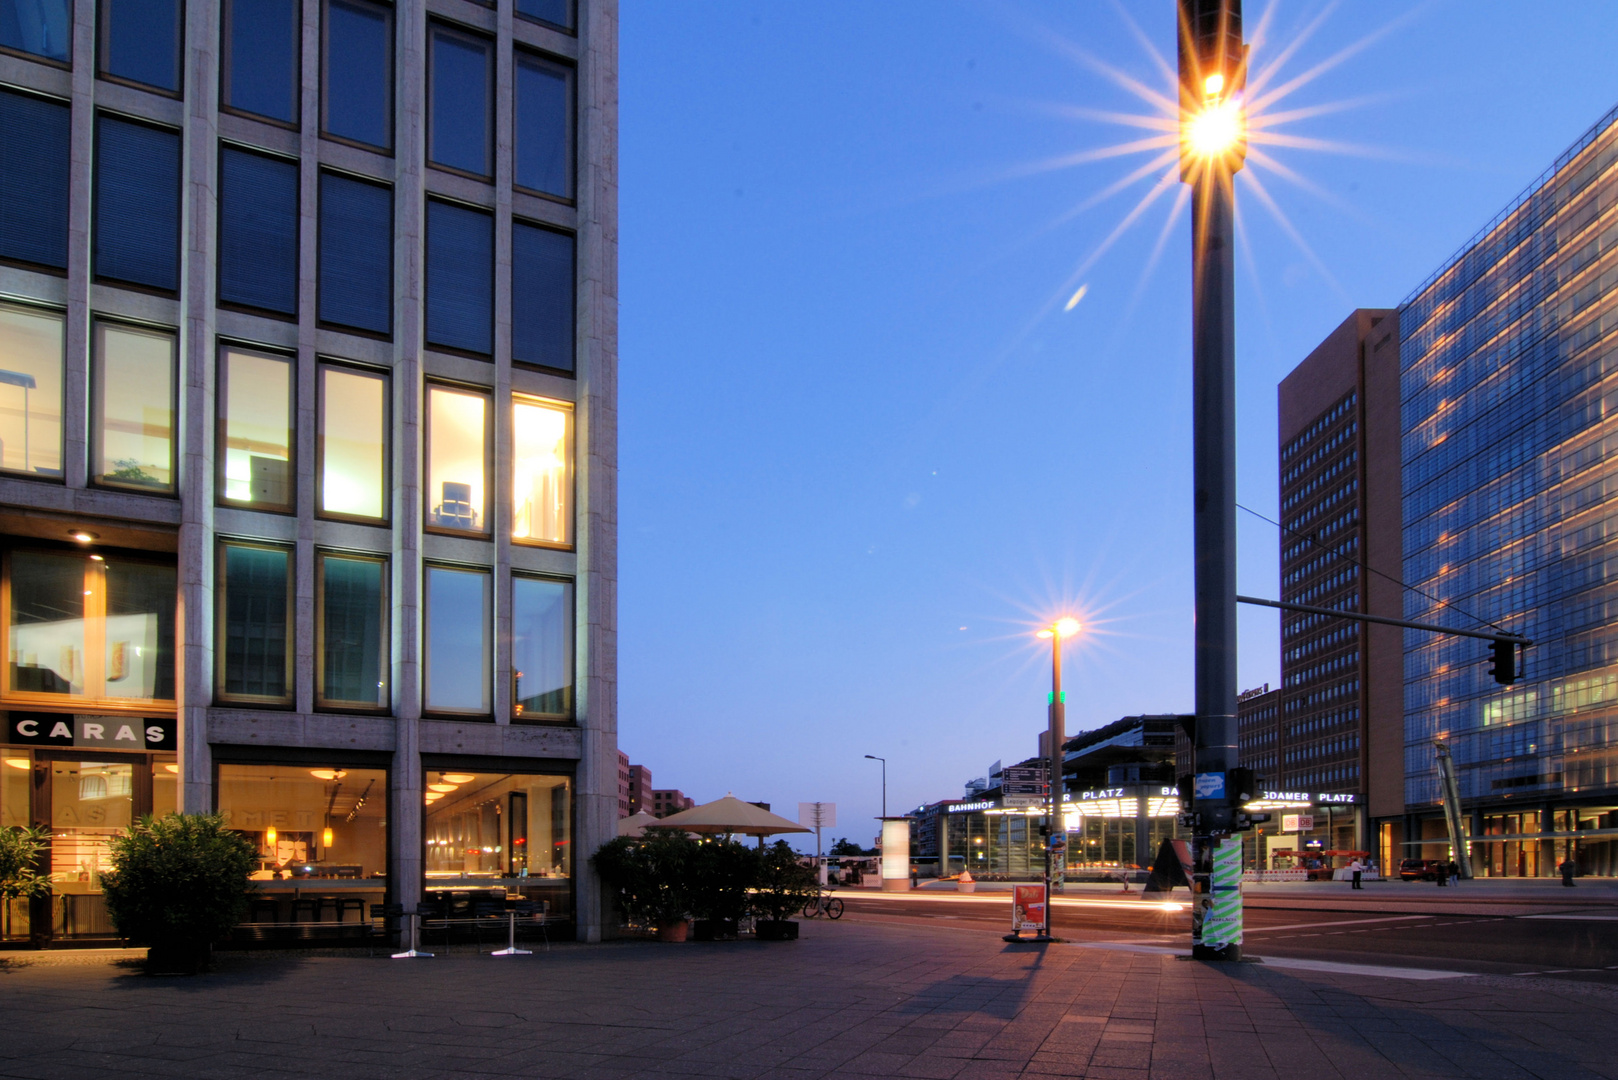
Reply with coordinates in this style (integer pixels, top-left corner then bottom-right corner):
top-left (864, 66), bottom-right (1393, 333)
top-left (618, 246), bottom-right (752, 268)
top-left (334, 897), bottom-right (366, 923)
top-left (249, 897), bottom-right (280, 923)
top-left (290, 897), bottom-right (320, 922)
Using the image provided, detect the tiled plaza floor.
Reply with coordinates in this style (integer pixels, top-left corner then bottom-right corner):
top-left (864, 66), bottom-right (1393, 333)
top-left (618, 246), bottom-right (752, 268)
top-left (2, 920), bottom-right (1615, 1080)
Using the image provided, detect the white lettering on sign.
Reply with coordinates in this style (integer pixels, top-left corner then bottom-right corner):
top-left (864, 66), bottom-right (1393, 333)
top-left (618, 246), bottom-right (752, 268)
top-left (949, 800), bottom-right (995, 813)
top-left (1160, 786), bottom-right (1177, 796)
top-left (81, 723), bottom-right (104, 740)
top-left (49, 722), bottom-right (71, 739)
top-left (147, 726), bottom-right (165, 744)
top-left (114, 725), bottom-right (138, 743)
top-left (1262, 790), bottom-right (1310, 803)
top-left (17, 719), bottom-right (38, 736)
top-left (1315, 793), bottom-right (1357, 804)
top-left (1079, 788), bottom-right (1124, 801)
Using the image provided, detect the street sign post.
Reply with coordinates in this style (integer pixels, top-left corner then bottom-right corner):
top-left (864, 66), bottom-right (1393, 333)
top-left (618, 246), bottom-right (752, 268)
top-left (799, 802), bottom-right (837, 884)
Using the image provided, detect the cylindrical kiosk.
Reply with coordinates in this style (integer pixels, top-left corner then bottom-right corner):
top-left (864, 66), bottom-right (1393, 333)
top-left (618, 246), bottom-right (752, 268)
top-left (880, 817), bottom-right (911, 892)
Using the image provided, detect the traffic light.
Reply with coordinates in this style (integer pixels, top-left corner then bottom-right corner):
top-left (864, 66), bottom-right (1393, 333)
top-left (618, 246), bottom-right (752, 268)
top-left (1227, 768), bottom-right (1257, 804)
top-left (1490, 640), bottom-right (1518, 685)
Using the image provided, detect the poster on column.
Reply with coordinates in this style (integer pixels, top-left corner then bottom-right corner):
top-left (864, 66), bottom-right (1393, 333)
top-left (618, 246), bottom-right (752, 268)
top-left (1011, 884), bottom-right (1047, 933)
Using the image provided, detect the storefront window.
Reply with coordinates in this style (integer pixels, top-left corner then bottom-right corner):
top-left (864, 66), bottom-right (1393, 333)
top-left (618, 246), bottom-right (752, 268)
top-left (423, 565), bottom-right (489, 715)
top-left (512, 575), bottom-right (571, 719)
top-left (216, 542), bottom-right (292, 704)
top-left (424, 770), bottom-right (570, 918)
top-left (425, 384), bottom-right (488, 533)
top-left (0, 303), bottom-right (65, 479)
top-left (6, 551), bottom-right (175, 705)
top-left (317, 552), bottom-right (388, 710)
top-left (318, 363), bottom-right (388, 521)
top-left (512, 395), bottom-right (571, 546)
top-left (218, 346), bottom-right (294, 511)
top-left (91, 321), bottom-right (175, 492)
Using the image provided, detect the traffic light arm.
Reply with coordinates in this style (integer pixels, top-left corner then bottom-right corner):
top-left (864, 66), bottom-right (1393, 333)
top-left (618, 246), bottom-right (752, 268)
top-left (1235, 595), bottom-right (1529, 647)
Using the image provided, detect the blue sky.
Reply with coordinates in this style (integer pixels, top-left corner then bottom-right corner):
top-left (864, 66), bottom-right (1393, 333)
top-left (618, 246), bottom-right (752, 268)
top-left (616, 1), bottom-right (1618, 842)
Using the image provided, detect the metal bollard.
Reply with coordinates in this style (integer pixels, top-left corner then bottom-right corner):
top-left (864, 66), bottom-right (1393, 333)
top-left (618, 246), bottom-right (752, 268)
top-left (391, 909), bottom-right (434, 959)
top-left (491, 910), bottom-right (532, 957)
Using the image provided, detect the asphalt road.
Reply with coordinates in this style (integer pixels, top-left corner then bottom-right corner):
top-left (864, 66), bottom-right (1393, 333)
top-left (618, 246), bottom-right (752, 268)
top-left (833, 892), bottom-right (1618, 983)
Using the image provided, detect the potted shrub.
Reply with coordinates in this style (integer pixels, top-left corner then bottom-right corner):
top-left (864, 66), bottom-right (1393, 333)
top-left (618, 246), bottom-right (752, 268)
top-left (752, 840), bottom-right (816, 941)
top-left (100, 813), bottom-right (258, 974)
top-left (592, 829), bottom-right (697, 941)
top-left (689, 838), bottom-right (756, 941)
top-left (0, 824), bottom-right (50, 940)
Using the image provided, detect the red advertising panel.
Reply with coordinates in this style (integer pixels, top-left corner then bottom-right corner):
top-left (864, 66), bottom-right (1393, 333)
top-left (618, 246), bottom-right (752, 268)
top-left (1012, 884), bottom-right (1047, 933)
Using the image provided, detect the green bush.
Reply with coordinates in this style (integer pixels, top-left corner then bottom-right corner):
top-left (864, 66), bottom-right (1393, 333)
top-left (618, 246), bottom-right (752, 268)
top-left (0, 825), bottom-right (50, 905)
top-left (591, 829), bottom-right (698, 928)
top-left (688, 838), bottom-right (758, 922)
top-left (100, 813), bottom-right (257, 963)
top-left (752, 840), bottom-right (816, 922)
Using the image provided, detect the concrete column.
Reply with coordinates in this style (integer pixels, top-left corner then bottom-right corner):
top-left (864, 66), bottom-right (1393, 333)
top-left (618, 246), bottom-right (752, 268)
top-left (572, 0), bottom-right (619, 943)
top-left (936, 811), bottom-right (949, 877)
top-left (62, 0), bottom-right (94, 490)
top-left (1135, 791), bottom-right (1150, 871)
top-left (177, 0), bottom-right (221, 812)
top-left (293, 0), bottom-right (322, 717)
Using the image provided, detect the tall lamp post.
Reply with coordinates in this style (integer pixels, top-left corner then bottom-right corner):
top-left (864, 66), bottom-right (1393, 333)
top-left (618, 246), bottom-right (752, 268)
top-left (1036, 617), bottom-right (1081, 938)
top-left (864, 754), bottom-right (886, 819)
top-left (1178, 0), bottom-right (1247, 961)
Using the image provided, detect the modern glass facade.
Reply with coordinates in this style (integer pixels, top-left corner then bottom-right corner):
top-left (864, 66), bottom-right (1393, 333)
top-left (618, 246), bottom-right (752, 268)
top-left (1400, 105), bottom-right (1618, 876)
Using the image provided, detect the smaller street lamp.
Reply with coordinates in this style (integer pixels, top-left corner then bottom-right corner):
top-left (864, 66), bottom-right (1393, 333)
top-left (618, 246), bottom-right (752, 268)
top-left (864, 754), bottom-right (886, 819)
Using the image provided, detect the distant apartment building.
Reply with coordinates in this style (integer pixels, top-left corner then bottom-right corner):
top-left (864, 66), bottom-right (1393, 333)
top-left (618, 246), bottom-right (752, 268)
top-left (650, 788), bottom-right (693, 818)
top-left (627, 762), bottom-right (652, 815)
top-left (1234, 685), bottom-right (1280, 781)
top-left (616, 751), bottom-right (631, 818)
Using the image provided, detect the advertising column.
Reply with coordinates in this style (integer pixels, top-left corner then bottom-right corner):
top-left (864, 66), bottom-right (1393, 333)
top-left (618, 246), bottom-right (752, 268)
top-left (880, 818), bottom-right (910, 891)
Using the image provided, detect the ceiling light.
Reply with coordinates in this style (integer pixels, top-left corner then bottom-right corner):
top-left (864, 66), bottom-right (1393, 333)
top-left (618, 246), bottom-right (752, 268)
top-left (310, 769), bottom-right (348, 780)
top-left (441, 773), bottom-right (476, 784)
top-left (428, 782), bottom-right (458, 793)
top-left (4, 758), bottom-right (28, 770)
top-left (70, 530), bottom-right (97, 544)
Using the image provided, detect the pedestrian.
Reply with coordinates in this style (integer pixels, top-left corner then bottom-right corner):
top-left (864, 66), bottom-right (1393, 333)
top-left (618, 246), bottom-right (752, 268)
top-left (1435, 859), bottom-right (1446, 886)
top-left (1561, 857), bottom-right (1577, 887)
top-left (1447, 860), bottom-right (1460, 886)
top-left (1349, 857), bottom-right (1363, 890)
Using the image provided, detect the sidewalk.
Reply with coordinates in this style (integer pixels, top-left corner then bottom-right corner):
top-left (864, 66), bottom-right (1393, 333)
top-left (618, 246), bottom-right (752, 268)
top-left (2, 919), bottom-right (1616, 1079)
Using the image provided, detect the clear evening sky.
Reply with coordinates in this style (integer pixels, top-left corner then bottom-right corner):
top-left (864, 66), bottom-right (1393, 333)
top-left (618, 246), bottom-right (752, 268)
top-left (616, 2), bottom-right (1618, 843)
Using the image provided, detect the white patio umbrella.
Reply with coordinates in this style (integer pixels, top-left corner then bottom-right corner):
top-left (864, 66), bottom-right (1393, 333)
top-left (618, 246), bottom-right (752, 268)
top-left (655, 794), bottom-right (811, 841)
top-left (617, 810), bottom-right (661, 838)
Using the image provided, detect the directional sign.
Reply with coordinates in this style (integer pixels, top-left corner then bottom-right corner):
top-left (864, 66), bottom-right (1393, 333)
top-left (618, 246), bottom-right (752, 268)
top-left (1001, 765), bottom-right (1049, 797)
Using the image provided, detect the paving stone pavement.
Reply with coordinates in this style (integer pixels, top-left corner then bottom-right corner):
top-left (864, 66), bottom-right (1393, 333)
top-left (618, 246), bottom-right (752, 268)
top-left (2, 920), bottom-right (1616, 1080)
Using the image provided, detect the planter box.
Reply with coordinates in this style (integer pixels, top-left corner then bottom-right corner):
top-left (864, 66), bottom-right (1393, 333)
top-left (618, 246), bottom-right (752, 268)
top-left (755, 919), bottom-right (799, 941)
top-left (691, 918), bottom-right (739, 941)
top-left (656, 921), bottom-right (689, 943)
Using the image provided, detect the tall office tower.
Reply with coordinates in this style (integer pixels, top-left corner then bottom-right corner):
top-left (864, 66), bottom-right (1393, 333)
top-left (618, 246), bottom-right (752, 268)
top-left (1276, 310), bottom-right (1402, 852)
top-left (1400, 106), bottom-right (1618, 879)
top-left (0, 0), bottom-right (618, 943)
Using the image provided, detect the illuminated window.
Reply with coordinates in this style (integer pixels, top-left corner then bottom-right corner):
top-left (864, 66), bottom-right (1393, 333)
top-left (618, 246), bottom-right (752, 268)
top-left (423, 565), bottom-right (489, 715)
top-left (512, 575), bottom-right (571, 720)
top-left (218, 763), bottom-right (389, 886)
top-left (91, 320), bottom-right (175, 493)
top-left (512, 396), bottom-right (571, 546)
top-left (426, 384), bottom-right (488, 534)
top-left (317, 552), bottom-right (387, 710)
top-left (217, 346), bottom-right (293, 511)
top-left (317, 363), bottom-right (387, 520)
top-left (5, 550), bottom-right (175, 704)
top-left (0, 302), bottom-right (64, 478)
top-left (217, 542), bottom-right (292, 705)
top-left (423, 770), bottom-right (570, 918)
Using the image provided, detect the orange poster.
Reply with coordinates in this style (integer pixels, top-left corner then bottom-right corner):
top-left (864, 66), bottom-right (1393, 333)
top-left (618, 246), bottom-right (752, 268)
top-left (1012, 884), bottom-right (1047, 932)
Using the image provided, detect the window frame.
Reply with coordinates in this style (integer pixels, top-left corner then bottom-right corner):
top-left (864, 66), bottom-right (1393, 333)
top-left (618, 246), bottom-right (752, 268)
top-left (0, 546), bottom-right (178, 712)
top-left (421, 562), bottom-right (492, 719)
top-left (510, 218), bottom-right (576, 375)
top-left (510, 392), bottom-right (574, 550)
top-left (219, 0), bottom-right (301, 128)
top-left (215, 141), bottom-right (302, 320)
top-left (425, 18), bottom-right (494, 181)
top-left (319, 0), bottom-right (394, 154)
top-left (0, 85), bottom-right (72, 276)
top-left (95, 0), bottom-right (186, 98)
top-left (314, 548), bottom-right (391, 713)
top-left (214, 538), bottom-right (295, 708)
top-left (0, 0), bottom-right (74, 68)
top-left (89, 316), bottom-right (178, 495)
top-left (0, 298), bottom-right (67, 484)
top-left (315, 358), bottom-right (391, 525)
top-left (91, 110), bottom-right (184, 297)
top-left (423, 380), bottom-right (492, 537)
top-left (315, 167), bottom-right (395, 339)
top-left (510, 571), bottom-right (575, 723)
top-left (215, 341), bottom-right (297, 514)
top-left (512, 48), bottom-right (576, 204)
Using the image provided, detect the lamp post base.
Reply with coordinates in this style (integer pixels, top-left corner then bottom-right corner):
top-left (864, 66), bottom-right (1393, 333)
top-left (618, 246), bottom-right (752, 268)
top-left (1191, 942), bottom-right (1242, 962)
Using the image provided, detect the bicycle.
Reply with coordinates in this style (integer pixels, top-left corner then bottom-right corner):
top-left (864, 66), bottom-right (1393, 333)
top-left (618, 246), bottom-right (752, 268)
top-left (802, 892), bottom-right (844, 920)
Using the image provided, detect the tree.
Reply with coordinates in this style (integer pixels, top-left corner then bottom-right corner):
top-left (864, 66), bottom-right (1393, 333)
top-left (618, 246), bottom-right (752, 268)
top-left (0, 825), bottom-right (50, 939)
top-left (828, 837), bottom-right (874, 857)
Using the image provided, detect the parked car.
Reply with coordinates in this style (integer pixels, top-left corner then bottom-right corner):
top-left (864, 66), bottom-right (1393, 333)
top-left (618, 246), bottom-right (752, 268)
top-left (1399, 858), bottom-right (1443, 882)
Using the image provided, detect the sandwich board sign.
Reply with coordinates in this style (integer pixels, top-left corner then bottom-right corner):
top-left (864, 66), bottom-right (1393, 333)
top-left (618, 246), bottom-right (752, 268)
top-left (1011, 883), bottom-right (1047, 934)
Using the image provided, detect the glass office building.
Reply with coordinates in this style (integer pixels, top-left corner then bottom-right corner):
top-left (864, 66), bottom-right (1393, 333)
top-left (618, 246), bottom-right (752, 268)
top-left (0, 0), bottom-right (618, 942)
top-left (1400, 105), bottom-right (1618, 877)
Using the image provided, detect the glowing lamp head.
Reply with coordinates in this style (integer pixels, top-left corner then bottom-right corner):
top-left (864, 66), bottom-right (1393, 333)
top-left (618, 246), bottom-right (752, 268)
top-left (265, 826), bottom-right (277, 847)
top-left (1056, 617), bottom-right (1082, 638)
top-left (1202, 72), bottom-right (1224, 99)
top-left (1186, 96), bottom-right (1243, 159)
top-left (322, 826), bottom-right (334, 847)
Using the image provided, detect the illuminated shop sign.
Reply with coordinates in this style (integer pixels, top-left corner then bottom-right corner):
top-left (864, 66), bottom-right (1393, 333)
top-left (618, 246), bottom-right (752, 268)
top-left (1259, 789), bottom-right (1360, 805)
top-left (7, 713), bottom-right (175, 751)
top-left (949, 800), bottom-right (995, 813)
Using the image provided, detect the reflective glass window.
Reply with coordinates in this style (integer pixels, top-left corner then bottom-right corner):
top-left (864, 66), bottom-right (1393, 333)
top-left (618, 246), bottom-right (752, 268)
top-left (94, 115), bottom-right (181, 291)
top-left (514, 52), bottom-right (572, 199)
top-left (427, 22), bottom-right (491, 176)
top-left (317, 171), bottom-right (392, 334)
top-left (317, 363), bottom-right (387, 520)
top-left (218, 346), bottom-right (293, 511)
top-left (102, 558), bottom-right (176, 701)
top-left (97, 0), bottom-right (182, 93)
top-left (218, 764), bottom-right (389, 891)
top-left (217, 542), bottom-right (291, 704)
top-left (321, 0), bottom-right (391, 149)
top-left (222, 0), bottom-right (298, 123)
top-left (91, 321), bottom-right (174, 492)
top-left (424, 565), bottom-right (489, 714)
top-left (424, 772), bottom-right (570, 918)
top-left (512, 576), bottom-right (571, 719)
top-left (511, 222), bottom-right (573, 372)
top-left (425, 198), bottom-right (493, 354)
top-left (0, 303), bottom-right (64, 478)
top-left (512, 395), bottom-right (571, 546)
top-left (426, 384), bottom-right (488, 534)
top-left (0, 88), bottom-right (70, 269)
top-left (218, 146), bottom-right (299, 315)
top-left (0, 0), bottom-right (70, 62)
top-left (514, 0), bottom-right (571, 31)
top-left (317, 553), bottom-right (387, 710)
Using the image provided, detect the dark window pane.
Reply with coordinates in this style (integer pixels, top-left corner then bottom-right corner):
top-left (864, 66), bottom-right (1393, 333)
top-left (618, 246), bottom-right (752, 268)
top-left (513, 576), bottom-right (571, 718)
top-left (319, 555), bottom-right (385, 708)
top-left (323, 0), bottom-right (391, 149)
top-left (99, 0), bottom-right (181, 92)
top-left (424, 565), bottom-right (488, 713)
top-left (9, 551), bottom-right (83, 694)
top-left (104, 559), bottom-right (176, 701)
top-left (515, 0), bottom-right (570, 30)
top-left (224, 0), bottom-right (298, 123)
top-left (514, 54), bottom-right (571, 198)
top-left (0, 88), bottom-right (69, 270)
top-left (512, 222), bottom-right (573, 372)
top-left (0, 0), bottom-right (71, 61)
top-left (318, 171), bottom-right (392, 334)
top-left (221, 544), bottom-right (289, 701)
top-left (428, 25), bottom-right (490, 176)
top-left (94, 115), bottom-right (181, 291)
top-left (425, 199), bottom-right (492, 354)
top-left (218, 147), bottom-right (299, 314)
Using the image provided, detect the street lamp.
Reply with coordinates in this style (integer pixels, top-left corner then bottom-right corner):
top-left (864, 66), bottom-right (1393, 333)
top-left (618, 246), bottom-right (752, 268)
top-left (1036, 617), bottom-right (1081, 939)
top-left (864, 754), bottom-right (886, 819)
top-left (1178, 0), bottom-right (1247, 962)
